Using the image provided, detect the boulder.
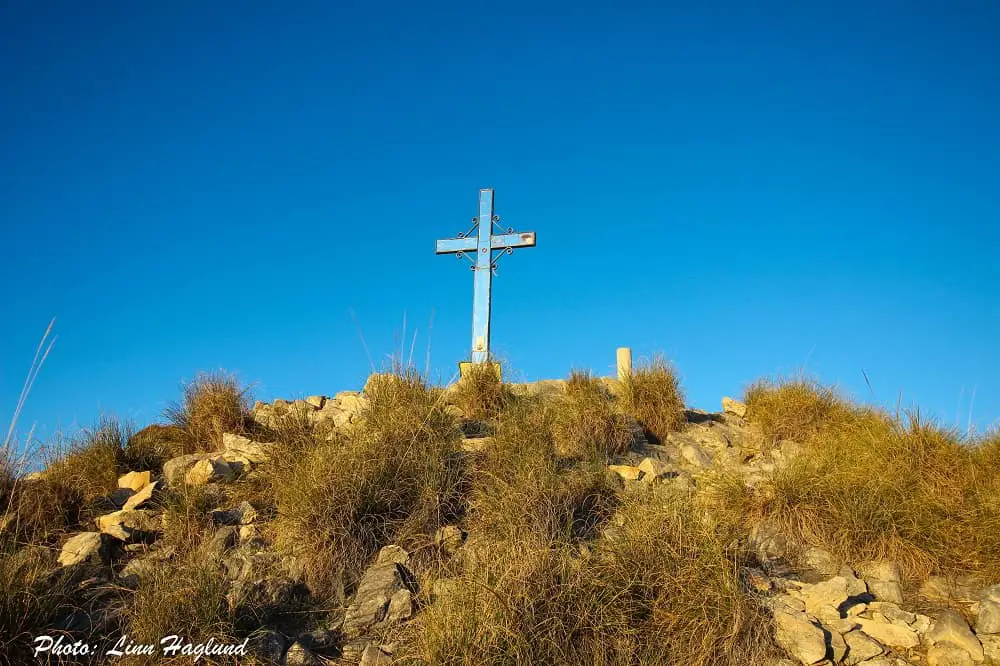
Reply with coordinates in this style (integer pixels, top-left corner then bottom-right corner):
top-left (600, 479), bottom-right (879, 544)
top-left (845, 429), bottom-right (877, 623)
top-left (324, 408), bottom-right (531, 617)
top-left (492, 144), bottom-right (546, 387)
top-left (58, 532), bottom-right (109, 567)
top-left (608, 465), bottom-right (642, 481)
top-left (774, 610), bottom-right (827, 664)
top-left (843, 630), bottom-right (883, 664)
top-left (800, 575), bottom-right (868, 617)
top-left (305, 395), bottom-right (326, 409)
top-left (638, 457), bottom-right (674, 481)
top-left (211, 501), bottom-right (258, 527)
top-left (122, 481), bottom-right (158, 511)
top-left (977, 584), bottom-right (1000, 635)
top-left (927, 610), bottom-right (984, 662)
top-left (343, 545), bottom-right (417, 638)
top-left (680, 444), bottom-right (712, 468)
top-left (722, 396), bottom-right (747, 417)
top-left (360, 645), bottom-right (393, 666)
top-left (222, 433), bottom-right (273, 464)
top-left (117, 470), bottom-right (151, 492)
top-left (858, 560), bottom-right (904, 604)
top-left (928, 643), bottom-right (975, 666)
top-left (855, 617), bottom-right (919, 649)
top-left (185, 457), bottom-right (236, 486)
top-left (162, 453), bottom-right (214, 487)
top-left (95, 509), bottom-right (159, 542)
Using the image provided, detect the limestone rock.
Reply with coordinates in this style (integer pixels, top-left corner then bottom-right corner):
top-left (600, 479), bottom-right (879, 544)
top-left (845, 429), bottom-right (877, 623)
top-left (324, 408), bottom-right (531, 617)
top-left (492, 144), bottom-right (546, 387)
top-left (58, 532), bottom-right (108, 567)
top-left (826, 626), bottom-right (847, 662)
top-left (117, 470), bottom-right (151, 492)
top-left (928, 643), bottom-right (975, 666)
top-left (360, 645), bottom-right (393, 666)
top-left (638, 457), bottom-right (674, 481)
top-left (980, 635), bottom-right (1000, 663)
top-left (212, 501), bottom-right (258, 527)
top-left (305, 395), bottom-right (326, 409)
top-left (774, 610), bottom-right (827, 664)
top-left (284, 641), bottom-right (321, 666)
top-left (800, 575), bottom-right (868, 617)
top-left (222, 433), bottom-right (273, 464)
top-left (977, 585), bottom-right (1000, 635)
top-left (343, 545), bottom-right (417, 638)
top-left (856, 617), bottom-right (919, 649)
top-left (185, 457), bottom-right (236, 486)
top-left (95, 509), bottom-right (159, 542)
top-left (843, 629), bottom-right (883, 664)
top-left (802, 546), bottom-right (841, 577)
top-left (680, 443), bottom-right (712, 468)
top-left (927, 610), bottom-right (984, 662)
top-left (162, 453), bottom-right (213, 486)
top-left (122, 481), bottom-right (158, 511)
top-left (722, 396), bottom-right (747, 417)
top-left (608, 464), bottom-right (642, 481)
top-left (921, 576), bottom-right (981, 604)
top-left (434, 525), bottom-right (466, 554)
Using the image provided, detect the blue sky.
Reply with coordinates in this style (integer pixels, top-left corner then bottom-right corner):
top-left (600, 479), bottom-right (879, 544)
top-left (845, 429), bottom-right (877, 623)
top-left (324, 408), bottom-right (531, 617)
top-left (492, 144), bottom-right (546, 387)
top-left (2, 1), bottom-right (998, 448)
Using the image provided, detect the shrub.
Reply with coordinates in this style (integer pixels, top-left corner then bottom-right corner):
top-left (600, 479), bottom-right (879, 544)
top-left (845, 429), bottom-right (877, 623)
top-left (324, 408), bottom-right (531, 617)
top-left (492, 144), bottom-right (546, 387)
top-left (622, 356), bottom-right (686, 443)
top-left (166, 371), bottom-right (251, 453)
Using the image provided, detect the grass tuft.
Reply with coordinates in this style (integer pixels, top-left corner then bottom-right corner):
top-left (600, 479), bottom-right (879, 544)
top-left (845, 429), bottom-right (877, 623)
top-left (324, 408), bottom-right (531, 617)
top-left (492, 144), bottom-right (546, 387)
top-left (744, 377), bottom-right (852, 445)
top-left (622, 356), bottom-right (686, 443)
top-left (165, 371), bottom-right (252, 453)
top-left (550, 370), bottom-right (632, 460)
top-left (449, 362), bottom-right (513, 421)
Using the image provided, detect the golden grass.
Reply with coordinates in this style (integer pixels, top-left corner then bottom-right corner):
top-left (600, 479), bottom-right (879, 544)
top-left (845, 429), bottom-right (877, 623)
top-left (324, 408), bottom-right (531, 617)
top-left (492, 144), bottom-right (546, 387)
top-left (449, 362), bottom-right (513, 421)
top-left (550, 371), bottom-right (633, 460)
top-left (621, 356), bottom-right (686, 443)
top-left (400, 491), bottom-right (776, 666)
top-left (165, 371), bottom-right (251, 453)
top-left (721, 379), bottom-right (1000, 582)
top-left (266, 370), bottom-right (464, 597)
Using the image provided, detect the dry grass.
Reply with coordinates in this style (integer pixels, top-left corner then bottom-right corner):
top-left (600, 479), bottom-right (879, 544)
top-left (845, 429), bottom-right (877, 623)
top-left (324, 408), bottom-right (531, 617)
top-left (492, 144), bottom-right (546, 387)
top-left (550, 370), bottom-right (633, 460)
top-left (744, 377), bottom-right (853, 445)
top-left (720, 379), bottom-right (1000, 583)
top-left (621, 356), bottom-right (686, 443)
top-left (469, 398), bottom-right (618, 545)
top-left (165, 371), bottom-right (252, 453)
top-left (266, 370), bottom-right (464, 597)
top-left (401, 491), bottom-right (776, 666)
top-left (449, 362), bottom-right (513, 421)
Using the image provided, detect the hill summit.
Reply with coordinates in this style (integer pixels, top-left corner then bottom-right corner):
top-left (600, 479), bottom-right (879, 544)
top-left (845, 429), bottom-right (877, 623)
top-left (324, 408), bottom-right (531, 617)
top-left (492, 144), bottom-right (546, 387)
top-left (2, 361), bottom-right (999, 665)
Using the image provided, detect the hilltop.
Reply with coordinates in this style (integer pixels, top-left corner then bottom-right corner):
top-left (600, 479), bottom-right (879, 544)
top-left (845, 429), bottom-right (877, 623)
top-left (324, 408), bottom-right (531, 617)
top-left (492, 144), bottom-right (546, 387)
top-left (1, 361), bottom-right (999, 665)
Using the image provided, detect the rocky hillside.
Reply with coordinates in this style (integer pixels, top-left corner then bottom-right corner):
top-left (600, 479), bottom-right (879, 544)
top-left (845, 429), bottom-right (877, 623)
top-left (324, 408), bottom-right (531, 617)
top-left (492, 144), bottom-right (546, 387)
top-left (1, 363), bottom-right (999, 665)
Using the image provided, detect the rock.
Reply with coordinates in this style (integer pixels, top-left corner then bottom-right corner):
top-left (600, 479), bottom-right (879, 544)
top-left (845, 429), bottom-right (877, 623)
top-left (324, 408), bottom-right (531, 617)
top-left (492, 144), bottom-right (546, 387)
top-left (207, 526), bottom-right (240, 556)
top-left (638, 457), bottom-right (674, 480)
top-left (927, 610), bottom-right (984, 662)
top-left (843, 629), bottom-right (883, 664)
top-left (928, 643), bottom-right (976, 666)
top-left (921, 576), bottom-right (981, 604)
top-left (162, 453), bottom-right (213, 486)
top-left (360, 645), bottom-right (393, 666)
top-left (58, 532), bottom-right (109, 566)
top-left (185, 457), bottom-right (236, 486)
top-left (108, 488), bottom-right (135, 508)
top-left (222, 433), bottom-right (273, 464)
top-left (117, 470), bottom-right (152, 492)
top-left (800, 575), bottom-right (868, 616)
top-left (749, 520), bottom-right (795, 561)
top-left (856, 617), bottom-right (919, 649)
top-left (868, 579), bottom-right (904, 604)
top-left (826, 626), bottom-right (847, 662)
top-left (680, 443), bottom-right (712, 468)
top-left (434, 525), bottom-right (466, 554)
top-left (211, 501), bottom-right (258, 526)
top-left (284, 641), bottom-right (321, 666)
top-left (608, 464), bottom-right (642, 481)
top-left (305, 395), bottom-right (326, 409)
top-left (122, 481), bottom-right (158, 511)
top-left (722, 396), bottom-right (747, 417)
top-left (341, 639), bottom-right (373, 663)
top-left (977, 585), bottom-right (1000, 634)
top-left (980, 635), bottom-right (1000, 662)
top-left (246, 630), bottom-right (287, 665)
top-left (774, 610), bottom-right (827, 664)
top-left (802, 546), bottom-right (841, 577)
top-left (343, 546), bottom-right (417, 638)
top-left (857, 560), bottom-right (902, 584)
top-left (95, 509), bottom-right (159, 542)
top-left (867, 602), bottom-right (915, 625)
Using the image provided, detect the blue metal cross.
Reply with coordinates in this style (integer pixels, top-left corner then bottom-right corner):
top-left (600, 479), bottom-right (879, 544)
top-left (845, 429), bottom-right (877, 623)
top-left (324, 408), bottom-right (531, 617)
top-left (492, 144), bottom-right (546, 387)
top-left (436, 188), bottom-right (536, 364)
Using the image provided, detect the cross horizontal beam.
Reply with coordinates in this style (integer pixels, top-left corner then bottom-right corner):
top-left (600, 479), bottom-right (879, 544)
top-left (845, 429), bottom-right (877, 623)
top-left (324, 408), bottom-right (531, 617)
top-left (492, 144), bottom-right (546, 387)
top-left (435, 231), bottom-right (537, 255)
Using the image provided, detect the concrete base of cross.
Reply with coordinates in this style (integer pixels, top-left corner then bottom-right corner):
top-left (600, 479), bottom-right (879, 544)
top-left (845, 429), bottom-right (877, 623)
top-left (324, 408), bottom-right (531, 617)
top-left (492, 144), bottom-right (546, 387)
top-left (459, 361), bottom-right (502, 381)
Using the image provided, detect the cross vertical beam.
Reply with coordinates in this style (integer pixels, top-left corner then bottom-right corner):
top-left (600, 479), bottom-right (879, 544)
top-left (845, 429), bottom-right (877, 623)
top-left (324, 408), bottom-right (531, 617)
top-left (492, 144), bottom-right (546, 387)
top-left (435, 188), bottom-right (537, 364)
top-left (471, 189), bottom-right (494, 363)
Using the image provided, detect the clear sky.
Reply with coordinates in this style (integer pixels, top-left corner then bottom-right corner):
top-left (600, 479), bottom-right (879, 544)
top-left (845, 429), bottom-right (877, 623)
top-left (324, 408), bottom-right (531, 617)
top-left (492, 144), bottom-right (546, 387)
top-left (2, 1), bottom-right (998, 448)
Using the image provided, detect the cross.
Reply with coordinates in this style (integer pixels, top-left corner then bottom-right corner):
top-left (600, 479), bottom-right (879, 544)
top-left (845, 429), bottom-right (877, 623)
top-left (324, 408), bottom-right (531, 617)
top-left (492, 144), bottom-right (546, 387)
top-left (436, 188), bottom-right (536, 364)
